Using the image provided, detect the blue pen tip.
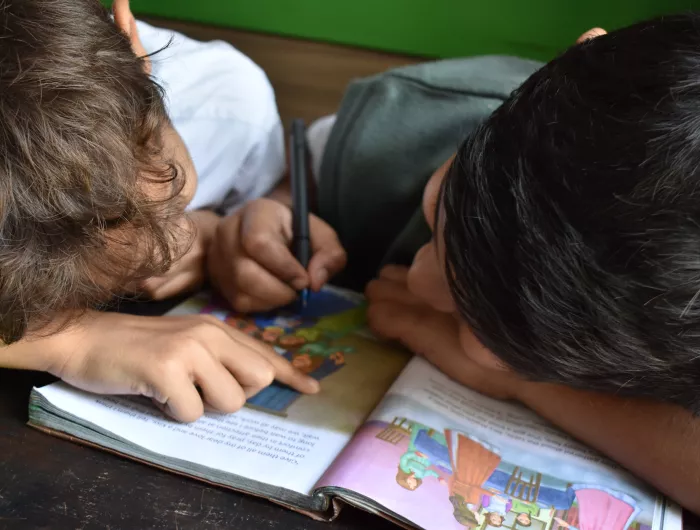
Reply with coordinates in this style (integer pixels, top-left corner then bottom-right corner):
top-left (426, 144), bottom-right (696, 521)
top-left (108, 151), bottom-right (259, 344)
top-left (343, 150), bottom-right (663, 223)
top-left (301, 289), bottom-right (309, 309)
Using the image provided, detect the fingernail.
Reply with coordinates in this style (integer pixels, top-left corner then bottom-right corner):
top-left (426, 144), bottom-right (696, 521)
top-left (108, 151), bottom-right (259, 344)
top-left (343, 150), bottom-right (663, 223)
top-left (307, 378), bottom-right (321, 393)
top-left (315, 268), bottom-right (328, 287)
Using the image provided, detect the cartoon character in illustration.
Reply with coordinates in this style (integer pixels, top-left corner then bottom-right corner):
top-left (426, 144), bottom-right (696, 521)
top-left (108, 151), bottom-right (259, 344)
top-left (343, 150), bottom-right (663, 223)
top-left (448, 491), bottom-right (514, 528)
top-left (395, 422), bottom-right (451, 490)
top-left (514, 512), bottom-right (533, 527)
top-left (223, 315), bottom-right (259, 336)
top-left (259, 326), bottom-right (285, 344)
top-left (481, 492), bottom-right (513, 527)
top-left (245, 342), bottom-right (355, 415)
top-left (277, 334), bottom-right (307, 349)
top-left (200, 290), bottom-right (363, 416)
top-left (449, 494), bottom-right (484, 528)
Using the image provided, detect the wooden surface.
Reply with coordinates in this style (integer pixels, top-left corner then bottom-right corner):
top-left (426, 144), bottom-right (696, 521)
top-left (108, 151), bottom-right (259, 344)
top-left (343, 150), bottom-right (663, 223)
top-left (143, 17), bottom-right (420, 127)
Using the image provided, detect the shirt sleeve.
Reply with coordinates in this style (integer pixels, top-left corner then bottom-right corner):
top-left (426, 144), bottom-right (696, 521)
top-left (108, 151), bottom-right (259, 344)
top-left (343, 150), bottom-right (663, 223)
top-left (136, 20), bottom-right (285, 213)
top-left (399, 452), bottom-right (413, 473)
top-left (424, 469), bottom-right (440, 479)
top-left (220, 119), bottom-right (285, 215)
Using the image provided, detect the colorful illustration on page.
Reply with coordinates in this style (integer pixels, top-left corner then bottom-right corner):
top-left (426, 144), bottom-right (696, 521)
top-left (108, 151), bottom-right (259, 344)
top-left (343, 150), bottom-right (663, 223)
top-left (199, 289), bottom-right (365, 417)
top-left (372, 418), bottom-right (647, 530)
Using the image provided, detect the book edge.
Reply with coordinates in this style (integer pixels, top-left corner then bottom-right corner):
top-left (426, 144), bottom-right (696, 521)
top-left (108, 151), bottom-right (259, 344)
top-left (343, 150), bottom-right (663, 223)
top-left (27, 421), bottom-right (343, 523)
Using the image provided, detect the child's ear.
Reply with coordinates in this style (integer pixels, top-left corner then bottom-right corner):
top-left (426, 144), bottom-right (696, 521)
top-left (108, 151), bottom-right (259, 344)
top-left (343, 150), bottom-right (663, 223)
top-left (576, 27), bottom-right (607, 44)
top-left (112, 0), bottom-right (151, 74)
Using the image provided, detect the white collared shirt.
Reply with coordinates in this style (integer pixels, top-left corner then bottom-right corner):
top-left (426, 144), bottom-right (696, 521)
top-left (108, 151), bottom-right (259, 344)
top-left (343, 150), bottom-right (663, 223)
top-left (137, 21), bottom-right (285, 214)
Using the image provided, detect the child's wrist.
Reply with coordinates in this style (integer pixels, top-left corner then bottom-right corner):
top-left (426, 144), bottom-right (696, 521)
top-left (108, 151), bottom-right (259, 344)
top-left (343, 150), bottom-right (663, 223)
top-left (189, 209), bottom-right (221, 247)
top-left (37, 314), bottom-right (93, 378)
top-left (0, 340), bottom-right (56, 372)
top-left (0, 314), bottom-right (88, 374)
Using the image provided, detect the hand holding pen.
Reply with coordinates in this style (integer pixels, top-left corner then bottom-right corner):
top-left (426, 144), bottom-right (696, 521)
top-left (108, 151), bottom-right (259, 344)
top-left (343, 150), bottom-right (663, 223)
top-left (207, 120), bottom-right (347, 313)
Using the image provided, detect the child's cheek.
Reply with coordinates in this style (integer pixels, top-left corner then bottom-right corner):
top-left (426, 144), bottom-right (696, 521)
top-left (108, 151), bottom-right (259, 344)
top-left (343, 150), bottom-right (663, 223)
top-left (408, 243), bottom-right (456, 314)
top-left (458, 324), bottom-right (510, 372)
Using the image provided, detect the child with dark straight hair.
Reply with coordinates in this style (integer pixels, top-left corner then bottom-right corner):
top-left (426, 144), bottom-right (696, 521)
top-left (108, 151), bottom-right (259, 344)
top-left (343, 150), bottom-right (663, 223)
top-left (211, 18), bottom-right (700, 514)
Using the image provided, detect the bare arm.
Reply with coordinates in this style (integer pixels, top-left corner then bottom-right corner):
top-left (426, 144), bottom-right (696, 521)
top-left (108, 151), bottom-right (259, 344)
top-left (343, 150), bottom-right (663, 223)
top-left (1, 309), bottom-right (319, 422)
top-left (0, 329), bottom-right (65, 373)
top-left (518, 383), bottom-right (700, 514)
top-left (366, 271), bottom-right (700, 515)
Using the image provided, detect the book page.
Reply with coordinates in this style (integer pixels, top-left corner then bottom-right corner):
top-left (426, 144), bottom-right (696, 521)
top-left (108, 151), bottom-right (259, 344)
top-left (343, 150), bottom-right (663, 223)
top-left (317, 357), bottom-right (677, 530)
top-left (35, 288), bottom-right (410, 496)
top-left (37, 384), bottom-right (344, 494)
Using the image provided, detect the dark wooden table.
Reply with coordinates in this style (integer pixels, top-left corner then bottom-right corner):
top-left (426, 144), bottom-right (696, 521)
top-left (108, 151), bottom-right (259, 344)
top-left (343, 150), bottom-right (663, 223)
top-left (0, 299), bottom-right (698, 529)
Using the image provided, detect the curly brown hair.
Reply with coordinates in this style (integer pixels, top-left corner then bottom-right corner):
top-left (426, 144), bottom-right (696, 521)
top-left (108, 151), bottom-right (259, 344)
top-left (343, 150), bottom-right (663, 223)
top-left (0, 0), bottom-right (187, 343)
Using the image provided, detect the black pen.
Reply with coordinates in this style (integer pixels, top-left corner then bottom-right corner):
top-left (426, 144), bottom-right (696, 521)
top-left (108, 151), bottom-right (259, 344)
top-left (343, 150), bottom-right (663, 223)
top-left (290, 119), bottom-right (310, 308)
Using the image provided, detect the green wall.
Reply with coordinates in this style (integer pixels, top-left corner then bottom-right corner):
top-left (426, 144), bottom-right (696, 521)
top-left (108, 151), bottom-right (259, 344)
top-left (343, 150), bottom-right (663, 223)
top-left (123, 1), bottom-right (699, 61)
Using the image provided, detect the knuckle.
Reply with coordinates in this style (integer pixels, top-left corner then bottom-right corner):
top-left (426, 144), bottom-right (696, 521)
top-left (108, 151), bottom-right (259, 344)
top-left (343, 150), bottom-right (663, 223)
top-left (364, 279), bottom-right (380, 300)
top-left (189, 318), bottom-right (228, 341)
top-left (222, 392), bottom-right (246, 414)
top-left (366, 302), bottom-right (389, 333)
top-left (250, 364), bottom-right (276, 389)
top-left (174, 330), bottom-right (202, 349)
top-left (154, 349), bottom-right (189, 380)
top-left (197, 314), bottom-right (220, 327)
top-left (132, 380), bottom-right (159, 400)
top-left (150, 290), bottom-right (168, 302)
top-left (168, 330), bottom-right (208, 357)
top-left (141, 283), bottom-right (156, 297)
top-left (231, 293), bottom-right (252, 313)
top-left (242, 231), bottom-right (272, 257)
top-left (327, 245), bottom-right (347, 268)
top-left (334, 247), bottom-right (348, 265)
top-left (232, 258), bottom-right (257, 284)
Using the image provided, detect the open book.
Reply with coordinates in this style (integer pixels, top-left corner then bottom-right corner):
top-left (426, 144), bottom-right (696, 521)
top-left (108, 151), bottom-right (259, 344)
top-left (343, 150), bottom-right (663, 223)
top-left (28, 287), bottom-right (684, 530)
